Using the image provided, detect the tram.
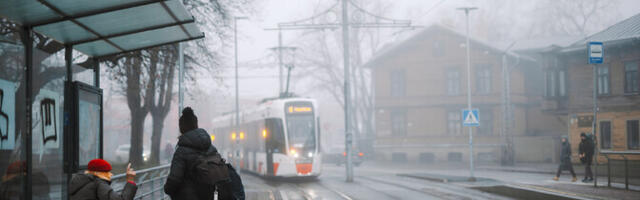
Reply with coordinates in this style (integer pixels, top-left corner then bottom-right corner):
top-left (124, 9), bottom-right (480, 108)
top-left (211, 98), bottom-right (321, 178)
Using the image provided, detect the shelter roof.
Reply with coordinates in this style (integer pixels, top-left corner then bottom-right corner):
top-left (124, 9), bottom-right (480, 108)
top-left (0, 0), bottom-right (204, 58)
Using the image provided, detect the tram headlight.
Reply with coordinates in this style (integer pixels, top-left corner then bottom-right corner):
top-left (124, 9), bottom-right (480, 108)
top-left (290, 148), bottom-right (299, 158)
top-left (308, 152), bottom-right (313, 158)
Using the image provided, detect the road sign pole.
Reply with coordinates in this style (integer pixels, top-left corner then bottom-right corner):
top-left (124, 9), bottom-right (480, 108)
top-left (588, 41), bottom-right (603, 187)
top-left (458, 7), bottom-right (477, 181)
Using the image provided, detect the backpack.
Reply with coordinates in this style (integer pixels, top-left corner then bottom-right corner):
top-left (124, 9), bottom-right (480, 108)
top-left (217, 164), bottom-right (245, 200)
top-left (192, 151), bottom-right (230, 185)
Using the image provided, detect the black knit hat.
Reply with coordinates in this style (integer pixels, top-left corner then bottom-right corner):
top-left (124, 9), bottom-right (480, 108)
top-left (179, 107), bottom-right (198, 134)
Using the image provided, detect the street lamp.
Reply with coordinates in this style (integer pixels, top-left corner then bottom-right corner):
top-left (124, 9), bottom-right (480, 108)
top-left (234, 16), bottom-right (248, 134)
top-left (457, 6), bottom-right (478, 181)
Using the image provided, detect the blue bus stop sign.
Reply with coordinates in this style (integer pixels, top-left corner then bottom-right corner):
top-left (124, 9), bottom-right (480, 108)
top-left (588, 42), bottom-right (603, 64)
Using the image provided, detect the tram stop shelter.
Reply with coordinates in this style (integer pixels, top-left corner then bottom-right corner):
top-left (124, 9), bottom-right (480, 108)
top-left (0, 0), bottom-right (204, 199)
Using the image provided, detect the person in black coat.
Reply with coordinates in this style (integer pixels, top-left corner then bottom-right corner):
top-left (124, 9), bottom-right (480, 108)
top-left (164, 107), bottom-right (218, 200)
top-left (579, 132), bottom-right (595, 182)
top-left (554, 136), bottom-right (577, 182)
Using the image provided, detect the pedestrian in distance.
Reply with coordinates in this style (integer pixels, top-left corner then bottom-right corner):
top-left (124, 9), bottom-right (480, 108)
top-left (164, 107), bottom-right (245, 200)
top-left (69, 160), bottom-right (138, 200)
top-left (579, 132), bottom-right (595, 182)
top-left (554, 136), bottom-right (577, 182)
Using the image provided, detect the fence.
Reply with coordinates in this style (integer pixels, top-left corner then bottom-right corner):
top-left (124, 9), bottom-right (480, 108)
top-left (599, 150), bottom-right (640, 190)
top-left (112, 164), bottom-right (171, 200)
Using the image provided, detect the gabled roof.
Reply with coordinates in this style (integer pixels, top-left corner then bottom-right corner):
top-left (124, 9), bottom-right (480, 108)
top-left (499, 36), bottom-right (581, 53)
top-left (0, 0), bottom-right (204, 58)
top-left (364, 24), bottom-right (530, 68)
top-left (563, 12), bottom-right (640, 53)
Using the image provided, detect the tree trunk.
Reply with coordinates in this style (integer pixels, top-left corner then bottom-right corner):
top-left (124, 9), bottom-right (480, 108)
top-left (125, 55), bottom-right (148, 167)
top-left (129, 112), bottom-right (146, 166)
top-left (150, 116), bottom-right (164, 164)
top-left (149, 46), bottom-right (177, 165)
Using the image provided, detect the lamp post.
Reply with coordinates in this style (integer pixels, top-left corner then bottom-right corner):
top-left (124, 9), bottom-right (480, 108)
top-left (234, 16), bottom-right (248, 133)
top-left (457, 6), bottom-right (478, 181)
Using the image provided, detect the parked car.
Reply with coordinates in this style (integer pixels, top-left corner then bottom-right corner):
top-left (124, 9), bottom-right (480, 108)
top-left (323, 147), bottom-right (364, 166)
top-left (114, 144), bottom-right (150, 163)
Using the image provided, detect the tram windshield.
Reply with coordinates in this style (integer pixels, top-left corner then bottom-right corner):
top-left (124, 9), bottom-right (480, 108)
top-left (286, 114), bottom-right (316, 152)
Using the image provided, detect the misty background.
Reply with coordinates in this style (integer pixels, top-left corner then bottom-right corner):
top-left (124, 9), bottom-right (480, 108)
top-left (100, 0), bottom-right (640, 164)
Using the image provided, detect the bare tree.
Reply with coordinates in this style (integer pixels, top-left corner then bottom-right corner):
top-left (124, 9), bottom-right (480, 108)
top-left (528, 0), bottom-right (621, 37)
top-left (103, 0), bottom-right (255, 167)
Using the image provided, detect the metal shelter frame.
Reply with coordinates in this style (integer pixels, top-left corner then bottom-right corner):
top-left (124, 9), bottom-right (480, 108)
top-left (0, 1), bottom-right (204, 199)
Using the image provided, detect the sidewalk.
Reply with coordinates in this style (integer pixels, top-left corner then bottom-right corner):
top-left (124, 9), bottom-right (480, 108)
top-left (361, 160), bottom-right (640, 199)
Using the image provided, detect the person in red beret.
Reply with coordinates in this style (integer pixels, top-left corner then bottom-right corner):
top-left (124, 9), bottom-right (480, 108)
top-left (69, 159), bottom-right (138, 200)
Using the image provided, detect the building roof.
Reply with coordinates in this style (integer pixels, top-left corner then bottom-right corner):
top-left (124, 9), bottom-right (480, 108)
top-left (499, 36), bottom-right (581, 53)
top-left (364, 24), bottom-right (531, 68)
top-left (562, 12), bottom-right (640, 53)
top-left (0, 0), bottom-right (204, 58)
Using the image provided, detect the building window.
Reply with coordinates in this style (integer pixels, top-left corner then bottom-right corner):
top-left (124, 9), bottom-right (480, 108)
top-left (558, 69), bottom-right (567, 96)
top-left (432, 40), bottom-right (444, 57)
top-left (390, 69), bottom-right (406, 97)
top-left (544, 69), bottom-right (567, 97)
top-left (628, 120), bottom-right (639, 150)
top-left (597, 65), bottom-right (610, 95)
top-left (391, 110), bottom-right (407, 135)
top-left (625, 61), bottom-right (639, 94)
top-left (478, 110), bottom-right (492, 135)
top-left (545, 70), bottom-right (556, 97)
top-left (600, 121), bottom-right (611, 149)
top-left (446, 68), bottom-right (460, 95)
top-left (447, 111), bottom-right (461, 135)
top-left (476, 65), bottom-right (491, 94)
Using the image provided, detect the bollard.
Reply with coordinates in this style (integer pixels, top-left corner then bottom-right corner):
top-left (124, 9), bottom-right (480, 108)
top-left (607, 156), bottom-right (610, 187)
top-left (625, 158), bottom-right (629, 190)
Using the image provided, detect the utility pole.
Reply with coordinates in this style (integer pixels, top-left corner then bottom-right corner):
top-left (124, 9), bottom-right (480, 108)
top-left (457, 6), bottom-right (478, 181)
top-left (267, 0), bottom-right (415, 183)
top-left (341, 0), bottom-right (354, 183)
top-left (278, 30), bottom-right (284, 94)
top-left (501, 42), bottom-right (517, 166)
top-left (178, 42), bottom-right (184, 115)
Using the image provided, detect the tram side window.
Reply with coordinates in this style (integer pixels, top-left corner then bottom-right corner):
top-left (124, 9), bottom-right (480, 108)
top-left (266, 118), bottom-right (286, 154)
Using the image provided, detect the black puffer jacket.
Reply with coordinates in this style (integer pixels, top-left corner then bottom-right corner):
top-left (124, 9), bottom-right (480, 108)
top-left (579, 137), bottom-right (595, 164)
top-left (164, 128), bottom-right (217, 200)
top-left (69, 173), bottom-right (137, 200)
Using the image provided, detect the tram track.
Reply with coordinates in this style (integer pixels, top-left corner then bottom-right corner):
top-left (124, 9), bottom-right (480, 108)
top-left (357, 176), bottom-right (472, 200)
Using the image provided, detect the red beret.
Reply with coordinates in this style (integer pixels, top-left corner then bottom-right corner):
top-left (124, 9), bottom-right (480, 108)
top-left (87, 159), bottom-right (112, 172)
top-left (6, 161), bottom-right (26, 174)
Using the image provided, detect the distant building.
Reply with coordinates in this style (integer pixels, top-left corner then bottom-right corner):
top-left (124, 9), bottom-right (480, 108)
top-left (536, 13), bottom-right (640, 162)
top-left (366, 24), bottom-right (565, 164)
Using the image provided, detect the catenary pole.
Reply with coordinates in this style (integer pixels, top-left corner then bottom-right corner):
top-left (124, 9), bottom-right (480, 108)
top-left (342, 0), bottom-right (354, 183)
top-left (278, 30), bottom-right (284, 95)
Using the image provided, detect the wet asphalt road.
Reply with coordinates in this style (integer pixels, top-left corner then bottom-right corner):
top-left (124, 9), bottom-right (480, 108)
top-left (240, 164), bottom-right (512, 200)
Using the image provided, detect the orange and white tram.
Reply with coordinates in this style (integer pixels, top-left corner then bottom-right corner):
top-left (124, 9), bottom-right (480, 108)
top-left (211, 98), bottom-right (321, 178)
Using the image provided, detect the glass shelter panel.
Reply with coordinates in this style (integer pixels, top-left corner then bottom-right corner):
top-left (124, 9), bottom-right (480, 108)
top-left (0, 20), bottom-right (27, 200)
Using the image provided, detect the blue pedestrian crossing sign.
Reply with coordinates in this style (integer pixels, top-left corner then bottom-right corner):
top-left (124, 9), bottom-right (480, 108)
top-left (462, 109), bottom-right (479, 127)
